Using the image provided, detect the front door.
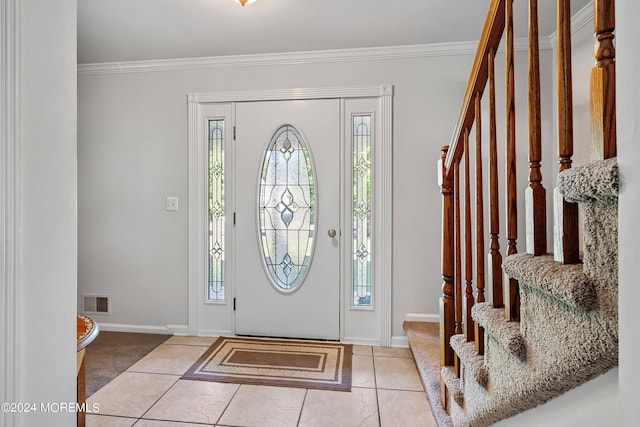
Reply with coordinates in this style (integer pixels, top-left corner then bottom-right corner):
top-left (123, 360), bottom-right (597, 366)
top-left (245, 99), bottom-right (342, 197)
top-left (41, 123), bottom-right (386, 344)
top-left (234, 99), bottom-right (340, 340)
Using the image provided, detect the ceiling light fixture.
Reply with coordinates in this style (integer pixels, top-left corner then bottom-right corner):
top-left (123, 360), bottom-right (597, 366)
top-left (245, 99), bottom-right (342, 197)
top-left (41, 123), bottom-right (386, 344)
top-left (236, 0), bottom-right (257, 6)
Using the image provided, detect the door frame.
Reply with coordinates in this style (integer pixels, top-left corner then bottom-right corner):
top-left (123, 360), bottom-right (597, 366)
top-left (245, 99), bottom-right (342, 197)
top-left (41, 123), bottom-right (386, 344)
top-left (187, 85), bottom-right (393, 346)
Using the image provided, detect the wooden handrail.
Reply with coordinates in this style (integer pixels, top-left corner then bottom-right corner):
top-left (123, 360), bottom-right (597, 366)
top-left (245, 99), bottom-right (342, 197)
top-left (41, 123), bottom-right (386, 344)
top-left (444, 0), bottom-right (505, 175)
top-left (439, 0), bottom-right (617, 412)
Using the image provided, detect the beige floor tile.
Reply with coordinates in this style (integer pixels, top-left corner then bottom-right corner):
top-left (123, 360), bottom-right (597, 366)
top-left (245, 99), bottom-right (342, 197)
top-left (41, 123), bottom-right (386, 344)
top-left (218, 385), bottom-right (306, 427)
top-left (353, 345), bottom-right (373, 356)
top-left (352, 355), bottom-right (376, 388)
top-left (143, 379), bottom-right (239, 424)
top-left (85, 414), bottom-right (136, 427)
top-left (378, 389), bottom-right (437, 427)
top-left (299, 387), bottom-right (379, 427)
top-left (134, 420), bottom-right (213, 427)
top-left (87, 372), bottom-right (179, 418)
top-left (373, 346), bottom-right (412, 358)
top-left (127, 344), bottom-right (207, 375)
top-left (374, 357), bottom-right (423, 391)
top-left (164, 336), bottom-right (218, 346)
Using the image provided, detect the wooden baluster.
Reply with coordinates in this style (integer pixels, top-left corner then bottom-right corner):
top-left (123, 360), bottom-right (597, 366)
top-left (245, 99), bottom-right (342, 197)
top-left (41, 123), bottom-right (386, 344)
top-left (474, 93), bottom-right (485, 355)
top-left (554, 0), bottom-right (580, 265)
top-left (464, 129), bottom-right (475, 341)
top-left (590, 0), bottom-right (616, 160)
top-left (505, 0), bottom-right (520, 320)
top-left (438, 145), bottom-right (455, 408)
top-left (454, 160), bottom-right (462, 377)
top-left (487, 46), bottom-right (504, 309)
top-left (526, 0), bottom-right (547, 256)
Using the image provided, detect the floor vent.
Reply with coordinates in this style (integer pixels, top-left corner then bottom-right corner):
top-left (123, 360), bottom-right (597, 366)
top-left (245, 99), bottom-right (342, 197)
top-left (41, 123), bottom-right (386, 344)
top-left (83, 294), bottom-right (110, 315)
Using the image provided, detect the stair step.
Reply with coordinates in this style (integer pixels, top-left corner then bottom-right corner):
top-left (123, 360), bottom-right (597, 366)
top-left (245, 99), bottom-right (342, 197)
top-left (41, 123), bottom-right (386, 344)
top-left (403, 321), bottom-right (454, 427)
top-left (557, 157), bottom-right (617, 204)
top-left (502, 253), bottom-right (596, 311)
top-left (441, 366), bottom-right (464, 407)
top-left (450, 334), bottom-right (488, 388)
top-left (472, 303), bottom-right (525, 361)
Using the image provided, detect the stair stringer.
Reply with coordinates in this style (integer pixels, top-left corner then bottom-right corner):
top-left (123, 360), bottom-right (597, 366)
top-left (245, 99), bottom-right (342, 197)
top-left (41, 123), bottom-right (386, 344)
top-left (446, 259), bottom-right (617, 427)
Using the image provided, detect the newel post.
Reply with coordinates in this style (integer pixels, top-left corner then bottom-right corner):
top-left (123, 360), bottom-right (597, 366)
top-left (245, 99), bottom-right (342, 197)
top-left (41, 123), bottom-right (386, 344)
top-left (439, 145), bottom-right (455, 407)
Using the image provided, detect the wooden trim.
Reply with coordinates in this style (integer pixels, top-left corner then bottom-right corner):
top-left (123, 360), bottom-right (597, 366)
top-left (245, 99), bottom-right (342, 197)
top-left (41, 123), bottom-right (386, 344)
top-left (474, 92), bottom-right (486, 356)
top-left (555, 0), bottom-right (580, 265)
top-left (505, 0), bottom-right (520, 321)
top-left (487, 47), bottom-right (504, 309)
top-left (474, 93), bottom-right (486, 305)
top-left (439, 145), bottom-right (456, 372)
top-left (526, 0), bottom-right (547, 256)
top-left (463, 130), bottom-right (475, 342)
top-left (445, 0), bottom-right (505, 174)
top-left (590, 0), bottom-right (616, 160)
top-left (454, 162), bottom-right (463, 336)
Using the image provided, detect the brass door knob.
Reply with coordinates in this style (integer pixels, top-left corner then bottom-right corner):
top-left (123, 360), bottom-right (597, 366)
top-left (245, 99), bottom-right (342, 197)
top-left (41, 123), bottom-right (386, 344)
top-left (328, 229), bottom-right (337, 238)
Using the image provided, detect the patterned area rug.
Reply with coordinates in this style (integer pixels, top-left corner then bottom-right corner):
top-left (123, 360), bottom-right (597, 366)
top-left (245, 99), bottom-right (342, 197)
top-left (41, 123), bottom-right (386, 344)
top-left (182, 336), bottom-right (352, 391)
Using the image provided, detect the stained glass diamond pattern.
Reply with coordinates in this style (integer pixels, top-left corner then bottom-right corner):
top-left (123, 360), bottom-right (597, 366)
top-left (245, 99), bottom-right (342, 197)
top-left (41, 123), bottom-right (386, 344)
top-left (275, 188), bottom-right (300, 227)
top-left (259, 125), bottom-right (316, 291)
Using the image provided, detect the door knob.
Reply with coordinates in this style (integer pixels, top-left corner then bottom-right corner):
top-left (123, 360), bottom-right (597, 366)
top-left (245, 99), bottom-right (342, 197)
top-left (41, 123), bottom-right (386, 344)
top-left (328, 229), bottom-right (337, 238)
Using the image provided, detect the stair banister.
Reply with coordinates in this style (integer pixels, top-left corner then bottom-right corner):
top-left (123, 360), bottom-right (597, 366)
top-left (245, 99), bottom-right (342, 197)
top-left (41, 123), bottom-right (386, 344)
top-left (526, 0), bottom-right (547, 257)
top-left (591, 0), bottom-right (616, 160)
top-left (438, 145), bottom-right (455, 407)
top-left (505, 0), bottom-right (520, 321)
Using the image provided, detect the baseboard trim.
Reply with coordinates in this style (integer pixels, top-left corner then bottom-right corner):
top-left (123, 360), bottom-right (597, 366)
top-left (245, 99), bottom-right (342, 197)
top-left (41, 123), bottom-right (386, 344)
top-left (97, 322), bottom-right (173, 335)
top-left (166, 324), bottom-right (189, 336)
top-left (392, 335), bottom-right (409, 348)
top-left (342, 337), bottom-right (382, 347)
top-left (405, 313), bottom-right (439, 323)
top-left (197, 329), bottom-right (234, 337)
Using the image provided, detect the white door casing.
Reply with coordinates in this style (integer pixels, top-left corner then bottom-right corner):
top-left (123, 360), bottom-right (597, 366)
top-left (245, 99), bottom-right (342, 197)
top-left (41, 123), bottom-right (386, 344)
top-left (188, 86), bottom-right (392, 346)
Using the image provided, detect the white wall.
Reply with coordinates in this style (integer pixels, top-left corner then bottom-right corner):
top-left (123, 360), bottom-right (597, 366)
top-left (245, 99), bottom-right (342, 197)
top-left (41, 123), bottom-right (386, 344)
top-left (78, 42), bottom-right (560, 338)
top-left (78, 54), bottom-right (476, 337)
top-left (617, 0), bottom-right (640, 422)
top-left (1, 0), bottom-right (78, 425)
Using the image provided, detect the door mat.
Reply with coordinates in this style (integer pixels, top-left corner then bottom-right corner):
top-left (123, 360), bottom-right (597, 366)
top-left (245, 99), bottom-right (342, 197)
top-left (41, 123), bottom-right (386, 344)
top-left (182, 336), bottom-right (352, 391)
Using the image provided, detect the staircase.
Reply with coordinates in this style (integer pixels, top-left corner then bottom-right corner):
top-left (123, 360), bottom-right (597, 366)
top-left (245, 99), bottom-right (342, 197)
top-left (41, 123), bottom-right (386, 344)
top-left (407, 0), bottom-right (618, 425)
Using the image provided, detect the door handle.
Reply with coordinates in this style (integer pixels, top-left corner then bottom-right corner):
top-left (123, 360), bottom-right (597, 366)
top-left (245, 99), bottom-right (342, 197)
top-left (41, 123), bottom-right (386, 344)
top-left (328, 229), bottom-right (337, 238)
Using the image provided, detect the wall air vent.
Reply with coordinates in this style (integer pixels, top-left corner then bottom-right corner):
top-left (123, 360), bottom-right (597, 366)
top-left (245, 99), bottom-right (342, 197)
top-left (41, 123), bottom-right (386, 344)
top-left (83, 294), bottom-right (110, 315)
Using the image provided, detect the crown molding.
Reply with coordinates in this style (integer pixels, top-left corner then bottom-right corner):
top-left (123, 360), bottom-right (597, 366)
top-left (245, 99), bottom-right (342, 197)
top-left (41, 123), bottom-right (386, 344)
top-left (78, 42), bottom-right (480, 75)
top-left (78, 2), bottom-right (593, 76)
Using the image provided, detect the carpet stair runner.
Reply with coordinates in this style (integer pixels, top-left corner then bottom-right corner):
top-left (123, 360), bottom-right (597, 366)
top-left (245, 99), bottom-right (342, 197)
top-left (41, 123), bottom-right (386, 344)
top-left (405, 158), bottom-right (619, 426)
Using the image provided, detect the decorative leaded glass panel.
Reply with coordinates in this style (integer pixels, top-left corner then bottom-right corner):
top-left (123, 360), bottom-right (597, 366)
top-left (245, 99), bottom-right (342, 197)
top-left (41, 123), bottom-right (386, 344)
top-left (258, 125), bottom-right (316, 291)
top-left (208, 119), bottom-right (225, 301)
top-left (353, 115), bottom-right (372, 306)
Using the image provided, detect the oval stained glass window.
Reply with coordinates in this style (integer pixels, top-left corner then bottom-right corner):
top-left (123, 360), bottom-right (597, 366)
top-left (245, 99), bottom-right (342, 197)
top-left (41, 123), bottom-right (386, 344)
top-left (258, 124), bottom-right (316, 292)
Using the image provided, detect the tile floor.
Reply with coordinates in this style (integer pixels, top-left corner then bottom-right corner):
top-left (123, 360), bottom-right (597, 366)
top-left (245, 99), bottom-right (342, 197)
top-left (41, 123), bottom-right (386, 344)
top-left (86, 336), bottom-right (437, 427)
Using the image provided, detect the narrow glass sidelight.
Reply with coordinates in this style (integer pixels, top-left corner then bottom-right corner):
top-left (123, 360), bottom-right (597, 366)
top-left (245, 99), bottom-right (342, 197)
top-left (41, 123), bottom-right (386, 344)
top-left (208, 119), bottom-right (225, 301)
top-left (258, 124), bottom-right (316, 292)
top-left (353, 115), bottom-right (372, 307)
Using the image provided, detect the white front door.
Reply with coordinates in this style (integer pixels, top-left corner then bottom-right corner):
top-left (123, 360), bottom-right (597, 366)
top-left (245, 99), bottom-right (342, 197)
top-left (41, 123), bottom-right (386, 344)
top-left (234, 99), bottom-right (341, 340)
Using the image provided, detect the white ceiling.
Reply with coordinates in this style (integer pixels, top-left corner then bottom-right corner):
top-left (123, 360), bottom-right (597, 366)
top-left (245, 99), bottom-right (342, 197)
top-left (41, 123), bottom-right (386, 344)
top-left (77, 0), bottom-right (592, 65)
